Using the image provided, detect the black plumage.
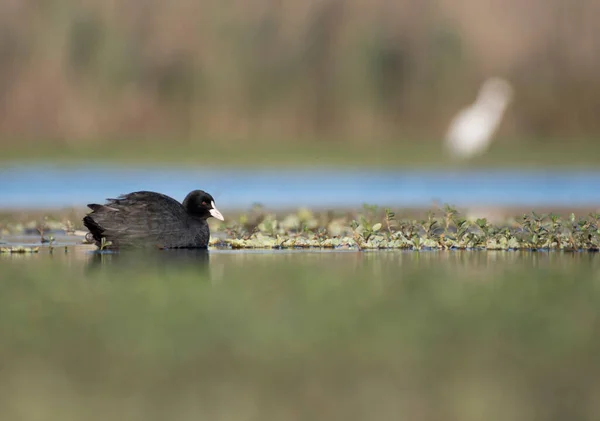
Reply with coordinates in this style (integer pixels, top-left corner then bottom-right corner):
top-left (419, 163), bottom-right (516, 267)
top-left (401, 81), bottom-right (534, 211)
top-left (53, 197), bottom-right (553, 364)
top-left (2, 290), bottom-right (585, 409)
top-left (83, 190), bottom-right (224, 249)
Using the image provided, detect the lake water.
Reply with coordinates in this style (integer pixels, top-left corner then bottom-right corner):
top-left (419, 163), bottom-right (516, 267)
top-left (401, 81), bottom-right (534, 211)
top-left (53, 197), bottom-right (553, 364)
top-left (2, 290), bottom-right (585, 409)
top-left (2, 248), bottom-right (600, 420)
top-left (3, 162), bottom-right (600, 420)
top-left (2, 163), bottom-right (600, 210)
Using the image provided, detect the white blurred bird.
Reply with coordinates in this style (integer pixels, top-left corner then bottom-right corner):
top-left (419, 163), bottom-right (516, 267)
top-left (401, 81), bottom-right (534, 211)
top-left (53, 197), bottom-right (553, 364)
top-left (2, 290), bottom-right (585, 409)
top-left (444, 77), bottom-right (514, 159)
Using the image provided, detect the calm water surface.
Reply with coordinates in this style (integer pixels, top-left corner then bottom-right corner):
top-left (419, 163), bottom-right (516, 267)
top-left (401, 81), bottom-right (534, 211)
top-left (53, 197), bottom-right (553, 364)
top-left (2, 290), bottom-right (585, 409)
top-left (3, 164), bottom-right (600, 210)
top-left (1, 248), bottom-right (600, 420)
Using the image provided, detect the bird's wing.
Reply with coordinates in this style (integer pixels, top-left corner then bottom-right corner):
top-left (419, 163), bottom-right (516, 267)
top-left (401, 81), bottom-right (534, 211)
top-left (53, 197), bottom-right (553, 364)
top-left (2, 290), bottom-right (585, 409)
top-left (87, 191), bottom-right (190, 247)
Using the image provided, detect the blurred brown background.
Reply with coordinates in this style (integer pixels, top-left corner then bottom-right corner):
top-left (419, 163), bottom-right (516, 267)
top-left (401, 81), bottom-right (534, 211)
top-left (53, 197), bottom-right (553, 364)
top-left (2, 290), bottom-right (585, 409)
top-left (0, 0), bottom-right (598, 146)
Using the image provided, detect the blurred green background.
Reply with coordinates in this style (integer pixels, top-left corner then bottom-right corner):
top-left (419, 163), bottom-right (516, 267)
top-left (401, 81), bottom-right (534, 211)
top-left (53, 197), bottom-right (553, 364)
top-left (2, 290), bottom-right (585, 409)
top-left (2, 251), bottom-right (600, 421)
top-left (1, 0), bottom-right (599, 166)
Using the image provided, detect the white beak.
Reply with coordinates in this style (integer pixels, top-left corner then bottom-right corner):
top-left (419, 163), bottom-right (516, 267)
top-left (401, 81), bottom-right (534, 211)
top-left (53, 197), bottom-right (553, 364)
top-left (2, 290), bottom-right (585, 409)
top-left (209, 201), bottom-right (224, 221)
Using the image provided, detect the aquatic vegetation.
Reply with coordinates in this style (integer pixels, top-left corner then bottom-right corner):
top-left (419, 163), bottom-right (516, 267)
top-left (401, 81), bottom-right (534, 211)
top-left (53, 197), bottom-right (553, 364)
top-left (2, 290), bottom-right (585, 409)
top-left (3, 205), bottom-right (600, 251)
top-left (0, 246), bottom-right (40, 253)
top-left (211, 205), bottom-right (600, 251)
top-left (99, 237), bottom-right (113, 251)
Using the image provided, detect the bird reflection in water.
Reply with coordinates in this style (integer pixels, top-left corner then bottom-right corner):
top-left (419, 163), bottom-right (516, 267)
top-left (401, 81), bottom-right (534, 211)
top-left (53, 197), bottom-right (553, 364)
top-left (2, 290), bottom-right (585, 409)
top-left (85, 248), bottom-right (216, 281)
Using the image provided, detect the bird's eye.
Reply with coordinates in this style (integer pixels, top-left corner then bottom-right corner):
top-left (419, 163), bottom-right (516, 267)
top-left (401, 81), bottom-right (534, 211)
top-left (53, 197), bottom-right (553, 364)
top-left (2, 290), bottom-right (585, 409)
top-left (201, 201), bottom-right (207, 206)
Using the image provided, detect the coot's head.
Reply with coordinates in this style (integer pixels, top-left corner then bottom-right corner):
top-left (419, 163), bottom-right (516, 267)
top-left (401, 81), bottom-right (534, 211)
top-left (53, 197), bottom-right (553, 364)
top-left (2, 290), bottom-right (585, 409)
top-left (183, 190), bottom-right (224, 221)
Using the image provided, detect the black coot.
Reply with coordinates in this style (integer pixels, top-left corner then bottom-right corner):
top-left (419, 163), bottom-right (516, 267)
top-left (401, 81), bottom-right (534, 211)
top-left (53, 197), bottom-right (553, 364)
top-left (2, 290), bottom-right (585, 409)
top-left (83, 190), bottom-right (224, 249)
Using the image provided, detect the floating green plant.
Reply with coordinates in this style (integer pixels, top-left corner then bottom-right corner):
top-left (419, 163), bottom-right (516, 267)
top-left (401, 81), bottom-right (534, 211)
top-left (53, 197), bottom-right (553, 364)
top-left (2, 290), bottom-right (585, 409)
top-left (3, 205), bottom-right (600, 251)
top-left (0, 246), bottom-right (40, 254)
top-left (99, 237), bottom-right (113, 251)
top-left (211, 205), bottom-right (600, 251)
